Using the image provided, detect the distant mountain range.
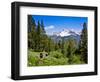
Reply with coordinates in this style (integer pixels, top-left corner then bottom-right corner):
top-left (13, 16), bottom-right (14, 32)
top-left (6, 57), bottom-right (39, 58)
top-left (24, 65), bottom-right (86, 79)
top-left (49, 29), bottom-right (81, 43)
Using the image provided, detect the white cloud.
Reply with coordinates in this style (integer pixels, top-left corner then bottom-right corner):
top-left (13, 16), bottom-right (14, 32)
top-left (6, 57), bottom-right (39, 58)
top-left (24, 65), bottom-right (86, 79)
top-left (45, 25), bottom-right (55, 30)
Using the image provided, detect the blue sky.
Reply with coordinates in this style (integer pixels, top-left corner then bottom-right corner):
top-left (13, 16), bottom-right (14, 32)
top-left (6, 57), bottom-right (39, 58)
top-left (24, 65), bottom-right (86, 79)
top-left (32, 15), bottom-right (88, 35)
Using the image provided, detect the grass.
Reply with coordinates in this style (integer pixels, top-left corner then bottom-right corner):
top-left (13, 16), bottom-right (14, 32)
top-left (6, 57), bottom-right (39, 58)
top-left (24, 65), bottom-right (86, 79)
top-left (28, 49), bottom-right (85, 66)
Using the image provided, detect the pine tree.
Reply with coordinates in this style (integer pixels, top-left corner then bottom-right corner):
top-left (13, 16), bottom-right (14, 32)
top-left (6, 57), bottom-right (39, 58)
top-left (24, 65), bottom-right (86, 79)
top-left (28, 15), bottom-right (36, 49)
top-left (66, 39), bottom-right (77, 64)
top-left (58, 40), bottom-right (62, 49)
top-left (40, 20), bottom-right (47, 51)
top-left (35, 21), bottom-right (42, 51)
top-left (41, 20), bottom-right (46, 34)
top-left (48, 38), bottom-right (55, 52)
top-left (55, 42), bottom-right (59, 51)
top-left (28, 15), bottom-right (35, 32)
top-left (61, 37), bottom-right (65, 54)
top-left (79, 22), bottom-right (88, 63)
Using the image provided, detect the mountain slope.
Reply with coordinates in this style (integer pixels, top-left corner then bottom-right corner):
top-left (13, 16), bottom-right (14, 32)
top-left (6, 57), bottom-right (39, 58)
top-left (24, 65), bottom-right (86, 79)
top-left (50, 29), bottom-right (81, 43)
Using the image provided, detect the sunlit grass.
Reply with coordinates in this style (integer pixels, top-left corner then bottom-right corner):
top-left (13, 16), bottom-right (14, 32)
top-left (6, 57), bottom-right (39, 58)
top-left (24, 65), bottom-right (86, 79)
top-left (28, 49), bottom-right (85, 66)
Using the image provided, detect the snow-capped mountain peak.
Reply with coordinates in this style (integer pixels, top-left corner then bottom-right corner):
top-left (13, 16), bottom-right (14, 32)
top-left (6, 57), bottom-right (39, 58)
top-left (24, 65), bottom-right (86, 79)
top-left (53, 29), bottom-right (79, 37)
top-left (59, 29), bottom-right (71, 37)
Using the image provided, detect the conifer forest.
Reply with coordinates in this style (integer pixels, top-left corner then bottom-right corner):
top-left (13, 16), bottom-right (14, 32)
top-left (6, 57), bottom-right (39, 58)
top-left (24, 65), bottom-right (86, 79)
top-left (28, 15), bottom-right (88, 66)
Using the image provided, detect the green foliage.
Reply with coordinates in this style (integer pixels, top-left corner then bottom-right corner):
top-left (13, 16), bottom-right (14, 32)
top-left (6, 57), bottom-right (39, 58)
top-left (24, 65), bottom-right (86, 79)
top-left (28, 50), bottom-right (69, 66)
top-left (61, 38), bottom-right (77, 64)
top-left (28, 50), bottom-right (39, 66)
top-left (65, 38), bottom-right (77, 57)
top-left (28, 16), bottom-right (87, 66)
top-left (28, 15), bottom-right (36, 49)
top-left (28, 50), bottom-right (85, 66)
top-left (79, 22), bottom-right (88, 63)
top-left (50, 51), bottom-right (64, 58)
top-left (70, 54), bottom-right (85, 64)
top-left (43, 57), bottom-right (68, 66)
top-left (28, 15), bottom-right (36, 32)
top-left (41, 20), bottom-right (46, 34)
top-left (61, 37), bottom-right (65, 54)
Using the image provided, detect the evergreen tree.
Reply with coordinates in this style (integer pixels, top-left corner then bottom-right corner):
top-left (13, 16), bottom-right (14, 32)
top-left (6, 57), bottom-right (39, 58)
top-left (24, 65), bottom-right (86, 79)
top-left (28, 15), bottom-right (35, 32)
top-left (55, 42), bottom-right (59, 51)
top-left (28, 15), bottom-right (36, 49)
top-left (48, 38), bottom-right (55, 52)
top-left (35, 21), bottom-right (42, 51)
top-left (39, 20), bottom-right (47, 51)
top-left (79, 22), bottom-right (88, 63)
top-left (61, 37), bottom-right (65, 54)
top-left (41, 20), bottom-right (46, 34)
top-left (58, 40), bottom-right (62, 49)
top-left (66, 39), bottom-right (77, 64)
top-left (37, 21), bottom-right (41, 35)
top-left (43, 36), bottom-right (49, 52)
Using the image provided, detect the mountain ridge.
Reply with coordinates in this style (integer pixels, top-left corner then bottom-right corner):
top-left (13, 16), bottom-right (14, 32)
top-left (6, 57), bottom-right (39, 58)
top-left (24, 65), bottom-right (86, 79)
top-left (52, 29), bottom-right (80, 37)
top-left (49, 29), bottom-right (81, 43)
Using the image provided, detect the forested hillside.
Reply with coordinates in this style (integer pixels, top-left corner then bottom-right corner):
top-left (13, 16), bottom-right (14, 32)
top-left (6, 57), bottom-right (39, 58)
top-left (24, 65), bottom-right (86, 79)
top-left (28, 15), bottom-right (88, 66)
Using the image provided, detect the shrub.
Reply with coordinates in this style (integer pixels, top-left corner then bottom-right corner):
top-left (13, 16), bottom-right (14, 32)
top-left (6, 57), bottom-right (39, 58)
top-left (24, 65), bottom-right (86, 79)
top-left (70, 54), bottom-right (84, 64)
top-left (28, 50), bottom-right (84, 66)
top-left (49, 51), bottom-right (64, 58)
top-left (28, 50), bottom-right (39, 66)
